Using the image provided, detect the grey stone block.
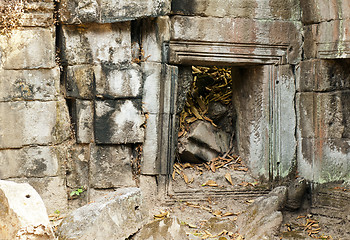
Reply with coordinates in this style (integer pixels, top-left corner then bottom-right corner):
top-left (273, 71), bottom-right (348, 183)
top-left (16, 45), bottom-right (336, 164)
top-left (60, 0), bottom-right (171, 24)
top-left (90, 145), bottom-right (136, 188)
top-left (62, 23), bottom-right (131, 65)
top-left (58, 188), bottom-right (146, 240)
top-left (0, 99), bottom-right (71, 149)
top-left (301, 0), bottom-right (350, 24)
top-left (296, 92), bottom-right (315, 139)
top-left (142, 62), bottom-right (178, 114)
top-left (95, 62), bottom-right (142, 98)
top-left (298, 59), bottom-right (350, 92)
top-left (75, 100), bottom-right (94, 144)
top-left (142, 62), bottom-right (162, 114)
top-left (172, 0), bottom-right (300, 20)
top-left (276, 65), bottom-right (297, 178)
top-left (66, 144), bottom-right (90, 189)
top-left (95, 100), bottom-right (144, 144)
top-left (0, 146), bottom-right (60, 179)
top-left (141, 16), bottom-right (171, 63)
top-left (0, 68), bottom-right (60, 101)
top-left (141, 113), bottom-right (161, 174)
top-left (0, 28), bottom-right (56, 69)
top-left (297, 137), bottom-right (350, 183)
top-left (66, 65), bottom-right (94, 99)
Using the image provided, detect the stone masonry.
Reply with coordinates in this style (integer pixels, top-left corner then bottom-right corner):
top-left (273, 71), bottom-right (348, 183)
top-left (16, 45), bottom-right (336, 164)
top-left (0, 0), bottom-right (350, 213)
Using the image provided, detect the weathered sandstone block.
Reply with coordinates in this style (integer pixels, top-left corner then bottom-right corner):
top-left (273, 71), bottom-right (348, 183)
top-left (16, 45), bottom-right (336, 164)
top-left (90, 145), bottom-right (136, 188)
top-left (0, 146), bottom-right (60, 179)
top-left (58, 188), bottom-right (146, 240)
top-left (59, 0), bottom-right (171, 24)
top-left (66, 65), bottom-right (94, 99)
top-left (61, 23), bottom-right (131, 65)
top-left (0, 28), bottom-right (56, 69)
top-left (0, 68), bottom-right (60, 101)
top-left (17, 177), bottom-right (68, 214)
top-left (75, 100), bottom-right (94, 144)
top-left (95, 100), bottom-right (144, 144)
top-left (172, 0), bottom-right (300, 20)
top-left (95, 62), bottom-right (142, 98)
top-left (0, 180), bottom-right (54, 240)
top-left (0, 99), bottom-right (71, 148)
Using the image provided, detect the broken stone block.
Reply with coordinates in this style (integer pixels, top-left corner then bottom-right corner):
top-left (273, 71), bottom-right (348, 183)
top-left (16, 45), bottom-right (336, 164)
top-left (0, 180), bottom-right (54, 240)
top-left (178, 120), bottom-right (230, 163)
top-left (95, 99), bottom-right (145, 144)
top-left (135, 217), bottom-right (187, 240)
top-left (285, 178), bottom-right (307, 211)
top-left (236, 186), bottom-right (287, 240)
top-left (66, 65), bottom-right (94, 99)
top-left (66, 144), bottom-right (90, 189)
top-left (90, 145), bottom-right (136, 188)
top-left (95, 62), bottom-right (142, 98)
top-left (0, 27), bottom-right (56, 69)
top-left (75, 100), bottom-right (94, 144)
top-left (57, 188), bottom-right (146, 240)
top-left (0, 99), bottom-right (71, 148)
top-left (0, 68), bottom-right (60, 101)
top-left (59, 0), bottom-right (171, 24)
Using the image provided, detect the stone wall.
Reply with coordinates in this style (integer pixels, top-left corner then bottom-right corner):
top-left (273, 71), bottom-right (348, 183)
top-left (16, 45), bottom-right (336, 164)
top-left (297, 0), bottom-right (350, 183)
top-left (0, 0), bottom-right (350, 213)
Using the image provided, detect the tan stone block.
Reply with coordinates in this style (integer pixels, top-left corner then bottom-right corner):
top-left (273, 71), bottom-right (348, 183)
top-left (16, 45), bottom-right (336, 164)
top-left (0, 28), bottom-right (56, 69)
top-left (0, 99), bottom-right (71, 148)
top-left (0, 68), bottom-right (60, 101)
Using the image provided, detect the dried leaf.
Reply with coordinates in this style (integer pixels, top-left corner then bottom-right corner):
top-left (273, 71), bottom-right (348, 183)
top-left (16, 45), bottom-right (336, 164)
top-left (210, 162), bottom-right (216, 173)
top-left (202, 180), bottom-right (218, 187)
top-left (191, 106), bottom-right (203, 120)
top-left (239, 181), bottom-right (249, 187)
top-left (225, 173), bottom-right (233, 185)
top-left (213, 210), bottom-right (222, 217)
top-left (221, 212), bottom-right (236, 217)
top-left (182, 163), bottom-right (192, 169)
top-left (154, 211), bottom-right (169, 219)
top-left (172, 169), bottom-right (176, 180)
top-left (183, 173), bottom-right (189, 184)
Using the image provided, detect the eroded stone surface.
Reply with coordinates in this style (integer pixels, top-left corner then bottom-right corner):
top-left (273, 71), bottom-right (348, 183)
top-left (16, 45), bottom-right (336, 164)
top-left (0, 28), bottom-right (56, 69)
top-left (95, 99), bottom-right (144, 144)
top-left (0, 180), bottom-right (54, 240)
top-left (58, 188), bottom-right (146, 240)
top-left (0, 68), bottom-right (59, 101)
top-left (90, 145), bottom-right (136, 188)
top-left (59, 0), bottom-right (171, 24)
top-left (0, 99), bottom-right (71, 148)
top-left (237, 186), bottom-right (287, 239)
top-left (135, 217), bottom-right (187, 240)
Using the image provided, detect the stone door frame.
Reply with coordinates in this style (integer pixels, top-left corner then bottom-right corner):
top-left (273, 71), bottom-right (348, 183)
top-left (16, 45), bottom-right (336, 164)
top-left (161, 39), bottom-right (295, 189)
